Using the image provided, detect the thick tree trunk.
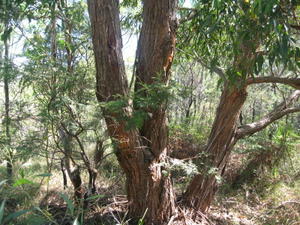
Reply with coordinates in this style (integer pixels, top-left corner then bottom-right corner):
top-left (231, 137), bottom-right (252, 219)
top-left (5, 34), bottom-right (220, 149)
top-left (121, 152), bottom-right (175, 224)
top-left (131, 0), bottom-right (178, 222)
top-left (184, 85), bottom-right (247, 212)
top-left (88, 0), bottom-right (177, 223)
top-left (106, 119), bottom-right (176, 224)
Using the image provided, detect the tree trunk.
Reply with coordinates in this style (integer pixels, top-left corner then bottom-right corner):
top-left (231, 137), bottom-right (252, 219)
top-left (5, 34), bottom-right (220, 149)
top-left (60, 159), bottom-right (68, 189)
top-left (106, 119), bottom-right (176, 224)
top-left (59, 128), bottom-right (84, 200)
top-left (183, 85), bottom-right (247, 212)
top-left (121, 152), bottom-right (175, 224)
top-left (4, 33), bottom-right (13, 183)
top-left (88, 0), bottom-right (177, 223)
top-left (6, 160), bottom-right (13, 183)
top-left (69, 166), bottom-right (83, 200)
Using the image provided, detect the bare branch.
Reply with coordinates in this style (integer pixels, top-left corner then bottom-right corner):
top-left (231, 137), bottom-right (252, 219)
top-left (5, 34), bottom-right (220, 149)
top-left (236, 90), bottom-right (300, 139)
top-left (246, 76), bottom-right (300, 89)
top-left (178, 7), bottom-right (198, 11)
top-left (189, 50), bottom-right (227, 80)
top-left (290, 24), bottom-right (300, 31)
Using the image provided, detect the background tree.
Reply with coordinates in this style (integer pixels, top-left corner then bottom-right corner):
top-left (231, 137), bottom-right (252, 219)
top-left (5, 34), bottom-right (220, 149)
top-left (22, 0), bottom-right (105, 200)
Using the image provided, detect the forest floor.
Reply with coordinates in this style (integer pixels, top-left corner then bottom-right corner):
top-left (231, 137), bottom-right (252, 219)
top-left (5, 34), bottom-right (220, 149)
top-left (209, 182), bottom-right (300, 225)
top-left (34, 168), bottom-right (300, 224)
top-left (0, 151), bottom-right (299, 225)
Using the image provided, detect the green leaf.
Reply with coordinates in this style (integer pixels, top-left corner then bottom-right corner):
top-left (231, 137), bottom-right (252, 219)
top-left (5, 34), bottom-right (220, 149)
top-left (85, 194), bottom-right (104, 201)
top-left (73, 217), bottom-right (80, 225)
top-left (126, 111), bottom-right (147, 130)
top-left (59, 193), bottom-right (74, 216)
top-left (0, 200), bottom-right (5, 224)
top-left (3, 209), bottom-right (31, 224)
top-left (13, 178), bottom-right (34, 187)
top-left (138, 208), bottom-right (148, 225)
top-left (35, 173), bottom-right (52, 177)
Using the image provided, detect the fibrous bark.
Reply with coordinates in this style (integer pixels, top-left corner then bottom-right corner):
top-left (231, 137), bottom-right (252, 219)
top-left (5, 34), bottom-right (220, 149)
top-left (183, 85), bottom-right (300, 213)
top-left (183, 85), bottom-right (247, 212)
top-left (88, 0), bottom-right (178, 223)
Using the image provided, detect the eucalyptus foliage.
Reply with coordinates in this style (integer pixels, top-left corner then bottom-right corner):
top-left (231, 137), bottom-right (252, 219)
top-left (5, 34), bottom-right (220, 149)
top-left (178, 0), bottom-right (300, 81)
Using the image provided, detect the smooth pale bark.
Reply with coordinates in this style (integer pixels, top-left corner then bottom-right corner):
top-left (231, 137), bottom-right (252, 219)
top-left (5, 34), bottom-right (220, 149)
top-left (88, 0), bottom-right (177, 223)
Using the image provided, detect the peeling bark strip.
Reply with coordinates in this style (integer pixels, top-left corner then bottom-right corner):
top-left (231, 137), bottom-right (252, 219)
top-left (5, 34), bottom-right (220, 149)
top-left (88, 0), bottom-right (178, 223)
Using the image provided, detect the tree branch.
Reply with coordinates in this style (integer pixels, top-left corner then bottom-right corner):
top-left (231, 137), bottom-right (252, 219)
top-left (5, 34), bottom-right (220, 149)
top-left (192, 51), bottom-right (227, 80)
top-left (178, 7), bottom-right (199, 24)
top-left (236, 90), bottom-right (300, 139)
top-left (290, 24), bottom-right (300, 31)
top-left (246, 77), bottom-right (300, 89)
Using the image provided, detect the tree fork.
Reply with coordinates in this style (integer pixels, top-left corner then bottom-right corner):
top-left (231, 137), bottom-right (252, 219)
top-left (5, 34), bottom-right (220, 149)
top-left (183, 84), bottom-right (300, 212)
top-left (88, 0), bottom-right (178, 223)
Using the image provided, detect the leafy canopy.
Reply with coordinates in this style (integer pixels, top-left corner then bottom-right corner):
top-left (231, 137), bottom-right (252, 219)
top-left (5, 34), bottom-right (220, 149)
top-left (178, 0), bottom-right (300, 81)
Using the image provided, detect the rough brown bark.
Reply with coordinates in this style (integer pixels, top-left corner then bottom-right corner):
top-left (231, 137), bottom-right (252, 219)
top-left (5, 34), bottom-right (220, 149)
top-left (183, 85), bottom-right (247, 212)
top-left (88, 0), bottom-right (300, 222)
top-left (183, 85), bottom-right (300, 213)
top-left (88, 0), bottom-right (177, 223)
top-left (132, 0), bottom-right (178, 222)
